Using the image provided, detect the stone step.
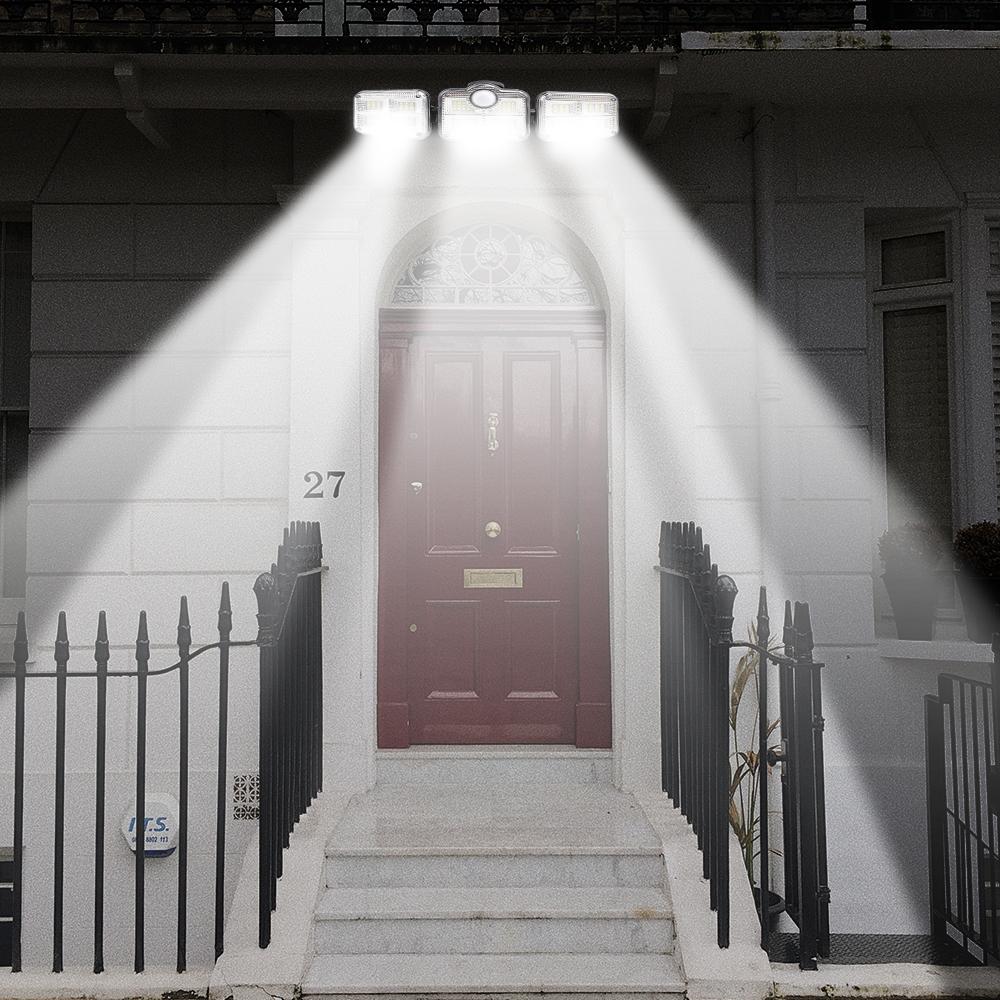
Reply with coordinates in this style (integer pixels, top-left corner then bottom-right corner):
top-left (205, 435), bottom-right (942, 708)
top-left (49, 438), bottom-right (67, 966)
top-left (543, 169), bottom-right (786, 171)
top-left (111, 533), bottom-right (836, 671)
top-left (325, 848), bottom-right (665, 889)
top-left (312, 887), bottom-right (674, 956)
top-left (376, 746), bottom-right (614, 787)
top-left (302, 952), bottom-right (686, 997)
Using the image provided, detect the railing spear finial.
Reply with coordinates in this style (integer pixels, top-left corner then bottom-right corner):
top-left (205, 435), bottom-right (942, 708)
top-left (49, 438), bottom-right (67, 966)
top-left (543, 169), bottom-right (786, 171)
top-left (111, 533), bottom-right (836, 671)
top-left (177, 596), bottom-right (191, 655)
top-left (714, 575), bottom-right (738, 644)
top-left (783, 599), bottom-right (795, 658)
top-left (794, 601), bottom-right (814, 663)
top-left (218, 581), bottom-right (232, 638)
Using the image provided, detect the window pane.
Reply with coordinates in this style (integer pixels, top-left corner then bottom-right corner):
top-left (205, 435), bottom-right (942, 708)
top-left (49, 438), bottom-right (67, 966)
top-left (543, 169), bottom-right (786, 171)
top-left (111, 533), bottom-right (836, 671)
top-left (2, 221), bottom-right (30, 253)
top-left (881, 231), bottom-right (947, 286)
top-left (1, 412), bottom-right (28, 598)
top-left (993, 302), bottom-right (1000, 517)
top-left (883, 305), bottom-right (953, 538)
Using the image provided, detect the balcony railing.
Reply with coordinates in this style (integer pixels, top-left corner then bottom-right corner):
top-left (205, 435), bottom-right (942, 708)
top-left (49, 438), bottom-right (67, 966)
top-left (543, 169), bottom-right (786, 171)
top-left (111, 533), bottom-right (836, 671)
top-left (1, 0), bottom-right (1000, 40)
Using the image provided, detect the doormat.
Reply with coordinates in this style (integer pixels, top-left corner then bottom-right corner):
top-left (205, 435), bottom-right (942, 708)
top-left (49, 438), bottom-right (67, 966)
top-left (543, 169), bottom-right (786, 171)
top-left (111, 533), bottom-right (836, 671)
top-left (768, 932), bottom-right (984, 966)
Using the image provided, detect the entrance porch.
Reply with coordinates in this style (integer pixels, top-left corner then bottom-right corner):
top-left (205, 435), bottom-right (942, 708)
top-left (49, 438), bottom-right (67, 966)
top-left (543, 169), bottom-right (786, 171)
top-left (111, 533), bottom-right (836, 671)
top-left (304, 748), bottom-right (681, 996)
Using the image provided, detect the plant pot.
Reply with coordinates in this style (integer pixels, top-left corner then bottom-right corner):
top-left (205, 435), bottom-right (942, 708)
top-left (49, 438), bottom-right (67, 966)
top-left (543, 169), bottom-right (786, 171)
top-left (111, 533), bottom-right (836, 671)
top-left (954, 571), bottom-right (1000, 644)
top-left (881, 570), bottom-right (937, 641)
top-left (752, 886), bottom-right (785, 932)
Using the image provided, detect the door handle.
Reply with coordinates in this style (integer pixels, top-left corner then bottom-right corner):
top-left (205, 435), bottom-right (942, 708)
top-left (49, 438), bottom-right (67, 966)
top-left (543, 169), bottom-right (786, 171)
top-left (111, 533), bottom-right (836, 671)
top-left (487, 412), bottom-right (500, 456)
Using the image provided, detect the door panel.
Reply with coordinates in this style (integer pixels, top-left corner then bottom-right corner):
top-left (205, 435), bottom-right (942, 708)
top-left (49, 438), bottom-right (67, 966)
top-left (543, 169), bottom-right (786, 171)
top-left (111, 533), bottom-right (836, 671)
top-left (378, 320), bottom-right (609, 747)
top-left (424, 600), bottom-right (482, 700)
top-left (426, 355), bottom-right (481, 553)
top-left (505, 600), bottom-right (558, 698)
top-left (506, 354), bottom-right (560, 554)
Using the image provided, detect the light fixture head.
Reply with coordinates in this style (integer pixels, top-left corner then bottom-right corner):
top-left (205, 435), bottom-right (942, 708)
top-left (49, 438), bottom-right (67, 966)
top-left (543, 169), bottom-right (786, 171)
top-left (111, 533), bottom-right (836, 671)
top-left (536, 91), bottom-right (619, 142)
top-left (353, 89), bottom-right (431, 140)
top-left (467, 81), bottom-right (501, 109)
top-left (438, 81), bottom-right (530, 143)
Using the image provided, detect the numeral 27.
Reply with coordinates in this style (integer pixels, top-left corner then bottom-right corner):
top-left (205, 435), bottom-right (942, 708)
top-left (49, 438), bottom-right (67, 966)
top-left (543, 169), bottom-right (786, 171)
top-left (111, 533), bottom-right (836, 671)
top-left (304, 471), bottom-right (346, 499)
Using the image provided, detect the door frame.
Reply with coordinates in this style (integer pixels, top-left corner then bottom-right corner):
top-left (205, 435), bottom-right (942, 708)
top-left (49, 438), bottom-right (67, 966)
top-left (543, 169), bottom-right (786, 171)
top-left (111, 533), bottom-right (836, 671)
top-left (376, 305), bottom-right (612, 749)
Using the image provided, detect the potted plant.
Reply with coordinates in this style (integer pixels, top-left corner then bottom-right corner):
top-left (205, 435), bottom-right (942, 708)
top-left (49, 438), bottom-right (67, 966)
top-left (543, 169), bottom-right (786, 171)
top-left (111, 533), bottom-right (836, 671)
top-left (953, 520), bottom-right (1000, 644)
top-left (729, 623), bottom-right (784, 930)
top-left (877, 523), bottom-right (943, 641)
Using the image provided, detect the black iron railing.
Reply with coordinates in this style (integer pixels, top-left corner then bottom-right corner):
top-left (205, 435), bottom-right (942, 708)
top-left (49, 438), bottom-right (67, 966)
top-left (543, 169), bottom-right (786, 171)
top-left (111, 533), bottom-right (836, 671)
top-left (255, 520), bottom-right (323, 949)
top-left (4, 0), bottom-right (1000, 38)
top-left (926, 669), bottom-right (1000, 964)
top-left (0, 520), bottom-right (322, 973)
top-left (657, 520), bottom-right (829, 966)
top-left (746, 589), bottom-right (830, 970)
top-left (0, 0), bottom-right (325, 34)
top-left (657, 520), bottom-right (737, 949)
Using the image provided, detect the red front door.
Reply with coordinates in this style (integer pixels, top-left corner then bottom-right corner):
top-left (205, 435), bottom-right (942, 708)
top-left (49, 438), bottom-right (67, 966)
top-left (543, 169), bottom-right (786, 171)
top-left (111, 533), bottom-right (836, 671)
top-left (377, 310), bottom-right (610, 747)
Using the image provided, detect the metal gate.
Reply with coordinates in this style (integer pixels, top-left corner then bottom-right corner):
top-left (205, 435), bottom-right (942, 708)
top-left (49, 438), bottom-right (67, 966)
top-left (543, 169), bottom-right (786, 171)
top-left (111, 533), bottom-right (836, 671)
top-left (926, 671), bottom-right (999, 964)
top-left (762, 595), bottom-right (831, 969)
top-left (657, 521), bottom-right (830, 967)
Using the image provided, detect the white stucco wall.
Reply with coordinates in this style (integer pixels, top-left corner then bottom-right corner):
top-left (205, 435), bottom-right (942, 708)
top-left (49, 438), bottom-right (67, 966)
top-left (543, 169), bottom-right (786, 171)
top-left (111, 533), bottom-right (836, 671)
top-left (2, 88), bottom-right (1000, 970)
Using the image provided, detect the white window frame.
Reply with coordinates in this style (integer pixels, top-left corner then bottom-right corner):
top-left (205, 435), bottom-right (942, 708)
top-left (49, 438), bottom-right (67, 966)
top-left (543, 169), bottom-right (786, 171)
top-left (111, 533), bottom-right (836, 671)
top-left (984, 215), bottom-right (1000, 516)
top-left (867, 214), bottom-right (966, 636)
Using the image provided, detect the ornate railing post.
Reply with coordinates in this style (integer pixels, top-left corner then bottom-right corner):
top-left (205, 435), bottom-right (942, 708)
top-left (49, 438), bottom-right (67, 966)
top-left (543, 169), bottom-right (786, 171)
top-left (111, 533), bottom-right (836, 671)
top-left (791, 602), bottom-right (820, 970)
top-left (756, 586), bottom-right (771, 950)
top-left (215, 583), bottom-right (233, 961)
top-left (11, 612), bottom-right (27, 974)
top-left (991, 631), bottom-right (1000, 818)
top-left (924, 686), bottom-right (948, 942)
top-left (713, 573), bottom-right (738, 950)
top-left (254, 570), bottom-right (280, 949)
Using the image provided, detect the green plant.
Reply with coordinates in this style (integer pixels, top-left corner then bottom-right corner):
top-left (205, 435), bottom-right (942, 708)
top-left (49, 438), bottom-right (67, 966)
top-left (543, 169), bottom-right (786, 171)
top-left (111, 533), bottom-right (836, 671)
top-left (877, 522), bottom-right (944, 571)
top-left (729, 622), bottom-right (782, 888)
top-left (954, 521), bottom-right (1000, 577)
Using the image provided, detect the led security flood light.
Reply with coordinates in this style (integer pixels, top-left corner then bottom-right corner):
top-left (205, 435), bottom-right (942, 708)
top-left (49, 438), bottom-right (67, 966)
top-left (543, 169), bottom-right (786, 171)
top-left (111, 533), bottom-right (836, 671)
top-left (353, 90), bottom-right (431, 140)
top-left (438, 81), bottom-right (530, 143)
top-left (536, 91), bottom-right (619, 142)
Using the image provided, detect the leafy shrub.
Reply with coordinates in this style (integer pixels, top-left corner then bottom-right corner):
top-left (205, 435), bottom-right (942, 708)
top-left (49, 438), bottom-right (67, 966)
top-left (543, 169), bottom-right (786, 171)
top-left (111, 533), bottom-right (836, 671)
top-left (954, 521), bottom-right (1000, 577)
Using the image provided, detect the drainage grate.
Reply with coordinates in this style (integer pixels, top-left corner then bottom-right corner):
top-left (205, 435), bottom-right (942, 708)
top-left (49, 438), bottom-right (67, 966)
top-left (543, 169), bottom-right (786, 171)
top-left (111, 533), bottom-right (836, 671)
top-left (232, 772), bottom-right (260, 821)
top-left (768, 932), bottom-right (983, 966)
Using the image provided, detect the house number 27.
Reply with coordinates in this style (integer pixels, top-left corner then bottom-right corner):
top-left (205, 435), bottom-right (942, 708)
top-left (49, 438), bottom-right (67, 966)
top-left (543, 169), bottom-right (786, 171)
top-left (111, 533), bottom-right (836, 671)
top-left (304, 471), bottom-right (346, 499)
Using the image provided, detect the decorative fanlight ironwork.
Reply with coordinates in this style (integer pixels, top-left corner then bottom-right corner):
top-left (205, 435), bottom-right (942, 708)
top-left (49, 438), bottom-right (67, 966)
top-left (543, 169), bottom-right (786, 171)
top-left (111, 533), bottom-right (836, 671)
top-left (392, 223), bottom-right (594, 306)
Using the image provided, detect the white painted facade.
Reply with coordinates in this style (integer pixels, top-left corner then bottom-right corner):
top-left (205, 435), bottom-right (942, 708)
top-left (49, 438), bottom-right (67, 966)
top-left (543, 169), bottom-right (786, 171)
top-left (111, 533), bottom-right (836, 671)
top-left (1, 48), bottom-right (1000, 976)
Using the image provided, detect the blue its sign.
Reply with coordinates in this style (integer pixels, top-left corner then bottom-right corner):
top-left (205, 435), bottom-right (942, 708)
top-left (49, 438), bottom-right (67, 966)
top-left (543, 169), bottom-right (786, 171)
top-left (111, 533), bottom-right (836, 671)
top-left (121, 794), bottom-right (179, 858)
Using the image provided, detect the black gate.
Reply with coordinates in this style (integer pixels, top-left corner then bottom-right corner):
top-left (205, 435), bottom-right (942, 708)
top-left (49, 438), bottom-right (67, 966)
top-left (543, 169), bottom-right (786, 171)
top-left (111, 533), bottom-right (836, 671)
top-left (657, 519), bottom-right (829, 969)
top-left (926, 669), bottom-right (999, 964)
top-left (749, 591), bottom-right (830, 970)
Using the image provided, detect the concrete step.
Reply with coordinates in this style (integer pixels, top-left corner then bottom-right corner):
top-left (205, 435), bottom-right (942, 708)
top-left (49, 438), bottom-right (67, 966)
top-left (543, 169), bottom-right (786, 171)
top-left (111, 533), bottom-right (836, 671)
top-left (325, 782), bottom-right (663, 890)
top-left (312, 887), bottom-right (674, 955)
top-left (302, 952), bottom-right (686, 997)
top-left (376, 746), bottom-right (613, 786)
top-left (325, 847), bottom-right (665, 889)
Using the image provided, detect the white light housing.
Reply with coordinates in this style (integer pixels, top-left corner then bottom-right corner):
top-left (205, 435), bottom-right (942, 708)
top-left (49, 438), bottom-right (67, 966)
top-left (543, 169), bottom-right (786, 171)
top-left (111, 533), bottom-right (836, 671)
top-left (536, 91), bottom-right (619, 142)
top-left (353, 90), bottom-right (430, 140)
top-left (438, 81), bottom-right (530, 143)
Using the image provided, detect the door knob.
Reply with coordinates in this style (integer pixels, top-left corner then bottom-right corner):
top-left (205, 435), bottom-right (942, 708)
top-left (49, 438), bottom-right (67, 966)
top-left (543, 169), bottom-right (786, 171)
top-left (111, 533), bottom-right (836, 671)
top-left (485, 521), bottom-right (502, 539)
top-left (410, 481), bottom-right (423, 495)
